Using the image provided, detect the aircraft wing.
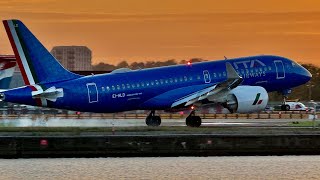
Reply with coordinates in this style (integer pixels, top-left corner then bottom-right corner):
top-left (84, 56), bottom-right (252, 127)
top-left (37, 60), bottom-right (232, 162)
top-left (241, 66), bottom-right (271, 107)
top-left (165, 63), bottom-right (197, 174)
top-left (171, 62), bottom-right (243, 108)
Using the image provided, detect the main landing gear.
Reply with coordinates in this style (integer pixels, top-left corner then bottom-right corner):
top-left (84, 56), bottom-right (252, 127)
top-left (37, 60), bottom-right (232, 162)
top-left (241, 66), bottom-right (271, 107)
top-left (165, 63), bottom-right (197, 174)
top-left (146, 110), bottom-right (161, 127)
top-left (186, 110), bottom-right (202, 127)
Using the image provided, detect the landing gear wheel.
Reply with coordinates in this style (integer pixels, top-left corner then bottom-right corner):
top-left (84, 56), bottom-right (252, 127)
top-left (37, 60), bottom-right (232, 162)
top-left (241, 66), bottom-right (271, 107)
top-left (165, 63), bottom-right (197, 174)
top-left (281, 104), bottom-right (290, 111)
top-left (145, 111), bottom-right (161, 127)
top-left (186, 111), bottom-right (202, 127)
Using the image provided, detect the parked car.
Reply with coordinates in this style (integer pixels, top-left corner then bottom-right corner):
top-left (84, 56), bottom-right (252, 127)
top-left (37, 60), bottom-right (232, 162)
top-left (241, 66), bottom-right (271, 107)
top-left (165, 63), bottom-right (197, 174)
top-left (274, 102), bottom-right (308, 111)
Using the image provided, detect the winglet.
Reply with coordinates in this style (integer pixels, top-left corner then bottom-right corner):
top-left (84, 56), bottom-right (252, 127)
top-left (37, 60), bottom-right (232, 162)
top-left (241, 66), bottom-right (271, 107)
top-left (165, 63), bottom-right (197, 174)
top-left (226, 62), bottom-right (241, 79)
top-left (225, 62), bottom-right (243, 89)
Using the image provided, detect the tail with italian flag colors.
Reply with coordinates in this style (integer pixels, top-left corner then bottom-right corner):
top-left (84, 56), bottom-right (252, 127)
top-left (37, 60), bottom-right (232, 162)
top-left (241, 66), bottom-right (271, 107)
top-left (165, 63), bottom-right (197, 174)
top-left (3, 20), bottom-right (81, 85)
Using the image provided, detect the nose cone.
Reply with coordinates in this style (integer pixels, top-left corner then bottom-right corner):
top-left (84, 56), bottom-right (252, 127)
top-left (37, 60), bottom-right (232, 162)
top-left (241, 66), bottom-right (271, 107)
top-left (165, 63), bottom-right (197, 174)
top-left (299, 66), bottom-right (312, 84)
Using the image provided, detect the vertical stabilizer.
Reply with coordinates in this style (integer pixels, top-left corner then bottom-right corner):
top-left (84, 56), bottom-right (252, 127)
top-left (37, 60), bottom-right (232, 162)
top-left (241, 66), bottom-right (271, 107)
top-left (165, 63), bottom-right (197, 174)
top-left (3, 20), bottom-right (81, 85)
top-left (0, 55), bottom-right (16, 89)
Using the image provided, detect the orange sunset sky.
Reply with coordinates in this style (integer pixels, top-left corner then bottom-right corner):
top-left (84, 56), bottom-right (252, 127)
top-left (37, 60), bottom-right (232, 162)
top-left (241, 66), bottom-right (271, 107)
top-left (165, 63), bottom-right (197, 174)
top-left (0, 0), bottom-right (320, 65)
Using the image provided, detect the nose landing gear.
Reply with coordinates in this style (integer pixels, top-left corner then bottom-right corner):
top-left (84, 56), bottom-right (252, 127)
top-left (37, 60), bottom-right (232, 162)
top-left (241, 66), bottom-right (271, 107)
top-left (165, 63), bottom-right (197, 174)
top-left (145, 110), bottom-right (161, 127)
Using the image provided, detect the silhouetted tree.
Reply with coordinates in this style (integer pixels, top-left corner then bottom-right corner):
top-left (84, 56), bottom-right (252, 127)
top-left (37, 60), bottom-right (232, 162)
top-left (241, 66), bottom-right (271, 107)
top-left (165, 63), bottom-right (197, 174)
top-left (116, 61), bottom-right (129, 68)
top-left (92, 62), bottom-right (116, 71)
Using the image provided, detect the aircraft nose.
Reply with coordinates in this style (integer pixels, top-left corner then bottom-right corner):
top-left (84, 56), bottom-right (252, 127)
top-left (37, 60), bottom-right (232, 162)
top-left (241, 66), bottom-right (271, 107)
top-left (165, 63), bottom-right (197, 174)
top-left (299, 66), bottom-right (312, 83)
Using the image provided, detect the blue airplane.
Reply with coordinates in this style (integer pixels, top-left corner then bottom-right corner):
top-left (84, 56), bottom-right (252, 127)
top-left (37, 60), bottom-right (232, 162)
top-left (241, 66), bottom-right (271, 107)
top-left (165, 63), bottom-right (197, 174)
top-left (0, 20), bottom-right (312, 127)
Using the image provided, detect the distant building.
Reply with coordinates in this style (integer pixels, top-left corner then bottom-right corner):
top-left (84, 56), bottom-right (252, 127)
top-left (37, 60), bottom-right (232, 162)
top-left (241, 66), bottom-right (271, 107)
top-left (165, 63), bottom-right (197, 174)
top-left (51, 46), bottom-right (92, 71)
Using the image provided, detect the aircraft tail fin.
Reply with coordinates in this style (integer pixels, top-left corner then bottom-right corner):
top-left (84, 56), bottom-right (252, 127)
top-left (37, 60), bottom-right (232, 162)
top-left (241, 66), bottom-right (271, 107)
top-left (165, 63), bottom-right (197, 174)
top-left (3, 20), bottom-right (81, 85)
top-left (0, 55), bottom-right (16, 89)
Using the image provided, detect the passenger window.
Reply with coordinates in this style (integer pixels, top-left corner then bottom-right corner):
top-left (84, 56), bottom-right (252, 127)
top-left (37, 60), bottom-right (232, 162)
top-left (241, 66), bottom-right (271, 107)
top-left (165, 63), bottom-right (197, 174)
top-left (116, 85), bottom-right (120, 90)
top-left (132, 84), bottom-right (135, 88)
top-left (155, 80), bottom-right (159, 85)
top-left (189, 76), bottom-right (193, 80)
top-left (160, 79), bottom-right (164, 84)
top-left (126, 84), bottom-right (130, 89)
top-left (136, 83), bottom-right (140, 88)
top-left (102, 87), bottom-right (105, 91)
top-left (106, 86), bottom-right (110, 91)
top-left (184, 76), bottom-right (188, 81)
top-left (268, 66), bottom-right (272, 70)
top-left (197, 75), bottom-right (201, 80)
top-left (122, 84), bottom-right (125, 89)
top-left (112, 86), bottom-right (115, 90)
top-left (179, 77), bottom-right (183, 82)
top-left (165, 79), bottom-right (168, 84)
top-left (141, 82), bottom-right (145, 87)
top-left (151, 81), bottom-right (154, 86)
top-left (170, 78), bottom-right (173, 83)
top-left (174, 78), bottom-right (178, 83)
top-left (223, 72), bottom-right (226, 77)
top-left (146, 82), bottom-right (150, 86)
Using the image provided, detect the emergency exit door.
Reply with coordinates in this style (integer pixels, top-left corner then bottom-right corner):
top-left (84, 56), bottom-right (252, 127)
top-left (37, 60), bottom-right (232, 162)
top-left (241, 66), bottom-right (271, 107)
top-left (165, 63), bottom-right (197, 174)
top-left (86, 83), bottom-right (98, 103)
top-left (274, 60), bottom-right (285, 79)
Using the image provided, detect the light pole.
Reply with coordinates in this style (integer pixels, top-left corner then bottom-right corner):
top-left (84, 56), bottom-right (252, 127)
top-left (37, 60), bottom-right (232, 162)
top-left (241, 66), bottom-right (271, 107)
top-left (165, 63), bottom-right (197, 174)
top-left (310, 101), bottom-right (317, 128)
top-left (306, 84), bottom-right (315, 101)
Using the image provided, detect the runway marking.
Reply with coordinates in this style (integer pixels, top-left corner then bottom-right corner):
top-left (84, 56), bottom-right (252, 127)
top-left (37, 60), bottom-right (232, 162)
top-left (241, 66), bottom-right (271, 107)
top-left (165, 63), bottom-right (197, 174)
top-left (202, 123), bottom-right (255, 125)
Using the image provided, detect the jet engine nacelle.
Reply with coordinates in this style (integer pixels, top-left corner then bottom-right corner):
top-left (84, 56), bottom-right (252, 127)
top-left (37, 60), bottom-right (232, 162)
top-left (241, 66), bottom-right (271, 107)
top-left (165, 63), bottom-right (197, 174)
top-left (223, 86), bottom-right (268, 113)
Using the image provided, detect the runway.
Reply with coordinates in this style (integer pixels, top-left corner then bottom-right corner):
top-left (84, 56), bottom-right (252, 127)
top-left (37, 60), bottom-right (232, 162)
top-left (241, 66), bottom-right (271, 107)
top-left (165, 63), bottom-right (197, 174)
top-left (0, 116), bottom-right (314, 127)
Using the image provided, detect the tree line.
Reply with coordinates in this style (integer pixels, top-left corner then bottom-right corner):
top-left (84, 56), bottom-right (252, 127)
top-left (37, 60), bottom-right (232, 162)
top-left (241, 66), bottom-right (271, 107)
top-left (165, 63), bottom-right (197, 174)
top-left (92, 59), bottom-right (320, 101)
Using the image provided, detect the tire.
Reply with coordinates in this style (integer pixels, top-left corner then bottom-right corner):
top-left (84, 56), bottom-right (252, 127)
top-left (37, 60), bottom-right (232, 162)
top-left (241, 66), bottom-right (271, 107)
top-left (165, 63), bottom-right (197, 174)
top-left (285, 105), bottom-right (290, 111)
top-left (154, 116), bottom-right (161, 126)
top-left (145, 116), bottom-right (152, 126)
top-left (146, 116), bottom-right (161, 127)
top-left (186, 116), bottom-right (202, 127)
top-left (194, 116), bottom-right (202, 127)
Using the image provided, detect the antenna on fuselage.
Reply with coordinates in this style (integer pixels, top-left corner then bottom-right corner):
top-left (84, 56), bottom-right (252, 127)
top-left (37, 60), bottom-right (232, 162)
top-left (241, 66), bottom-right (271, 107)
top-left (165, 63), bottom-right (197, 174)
top-left (224, 56), bottom-right (228, 60)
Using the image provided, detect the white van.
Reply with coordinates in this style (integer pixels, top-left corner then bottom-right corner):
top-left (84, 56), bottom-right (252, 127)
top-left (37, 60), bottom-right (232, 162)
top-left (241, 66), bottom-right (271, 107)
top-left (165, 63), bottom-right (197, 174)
top-left (285, 102), bottom-right (307, 111)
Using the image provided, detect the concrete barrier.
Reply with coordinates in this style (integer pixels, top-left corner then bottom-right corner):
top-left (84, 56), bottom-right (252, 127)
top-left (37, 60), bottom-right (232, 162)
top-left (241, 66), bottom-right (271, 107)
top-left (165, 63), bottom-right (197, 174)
top-left (1, 134), bottom-right (320, 158)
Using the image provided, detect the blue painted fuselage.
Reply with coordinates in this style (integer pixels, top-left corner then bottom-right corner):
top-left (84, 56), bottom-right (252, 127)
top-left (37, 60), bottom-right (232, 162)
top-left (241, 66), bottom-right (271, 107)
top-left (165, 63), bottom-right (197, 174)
top-left (4, 55), bottom-right (311, 113)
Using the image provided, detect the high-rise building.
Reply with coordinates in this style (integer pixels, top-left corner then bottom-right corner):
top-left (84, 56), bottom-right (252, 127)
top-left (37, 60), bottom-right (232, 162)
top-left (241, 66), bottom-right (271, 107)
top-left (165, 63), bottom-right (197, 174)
top-left (51, 46), bottom-right (92, 71)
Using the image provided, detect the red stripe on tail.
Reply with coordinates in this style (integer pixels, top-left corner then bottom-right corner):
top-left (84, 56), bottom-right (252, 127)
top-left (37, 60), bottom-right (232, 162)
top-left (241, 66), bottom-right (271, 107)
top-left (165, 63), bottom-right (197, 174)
top-left (3, 21), bottom-right (30, 85)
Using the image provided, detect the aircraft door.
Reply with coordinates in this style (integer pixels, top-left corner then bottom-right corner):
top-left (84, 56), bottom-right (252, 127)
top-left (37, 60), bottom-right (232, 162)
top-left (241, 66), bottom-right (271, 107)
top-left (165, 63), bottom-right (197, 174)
top-left (274, 60), bottom-right (285, 79)
top-left (203, 70), bottom-right (211, 83)
top-left (86, 83), bottom-right (98, 103)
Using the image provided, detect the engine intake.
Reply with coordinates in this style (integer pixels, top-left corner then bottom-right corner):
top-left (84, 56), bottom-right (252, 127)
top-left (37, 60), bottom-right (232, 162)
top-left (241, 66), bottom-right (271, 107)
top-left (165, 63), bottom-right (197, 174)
top-left (224, 86), bottom-right (268, 113)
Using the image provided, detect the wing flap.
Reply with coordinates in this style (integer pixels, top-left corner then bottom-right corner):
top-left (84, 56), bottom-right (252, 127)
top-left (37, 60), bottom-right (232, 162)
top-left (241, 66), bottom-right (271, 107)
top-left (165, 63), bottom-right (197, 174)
top-left (171, 62), bottom-right (243, 108)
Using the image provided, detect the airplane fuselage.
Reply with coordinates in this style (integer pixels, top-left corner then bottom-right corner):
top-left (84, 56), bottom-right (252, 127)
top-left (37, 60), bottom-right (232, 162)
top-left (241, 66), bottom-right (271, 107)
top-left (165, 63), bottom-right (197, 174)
top-left (3, 55), bottom-right (311, 113)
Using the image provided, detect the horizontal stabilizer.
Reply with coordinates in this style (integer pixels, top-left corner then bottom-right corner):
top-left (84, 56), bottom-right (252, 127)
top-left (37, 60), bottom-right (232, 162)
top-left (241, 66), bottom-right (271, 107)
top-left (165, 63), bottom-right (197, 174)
top-left (32, 86), bottom-right (64, 102)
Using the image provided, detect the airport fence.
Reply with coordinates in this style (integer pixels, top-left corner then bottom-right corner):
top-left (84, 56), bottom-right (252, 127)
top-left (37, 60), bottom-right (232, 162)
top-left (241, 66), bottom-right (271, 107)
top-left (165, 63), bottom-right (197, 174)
top-left (0, 111), bottom-right (318, 120)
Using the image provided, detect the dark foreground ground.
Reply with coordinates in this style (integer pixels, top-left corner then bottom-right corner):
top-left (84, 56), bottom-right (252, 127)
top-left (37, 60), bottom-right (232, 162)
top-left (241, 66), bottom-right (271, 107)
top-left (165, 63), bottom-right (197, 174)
top-left (0, 126), bottom-right (320, 158)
